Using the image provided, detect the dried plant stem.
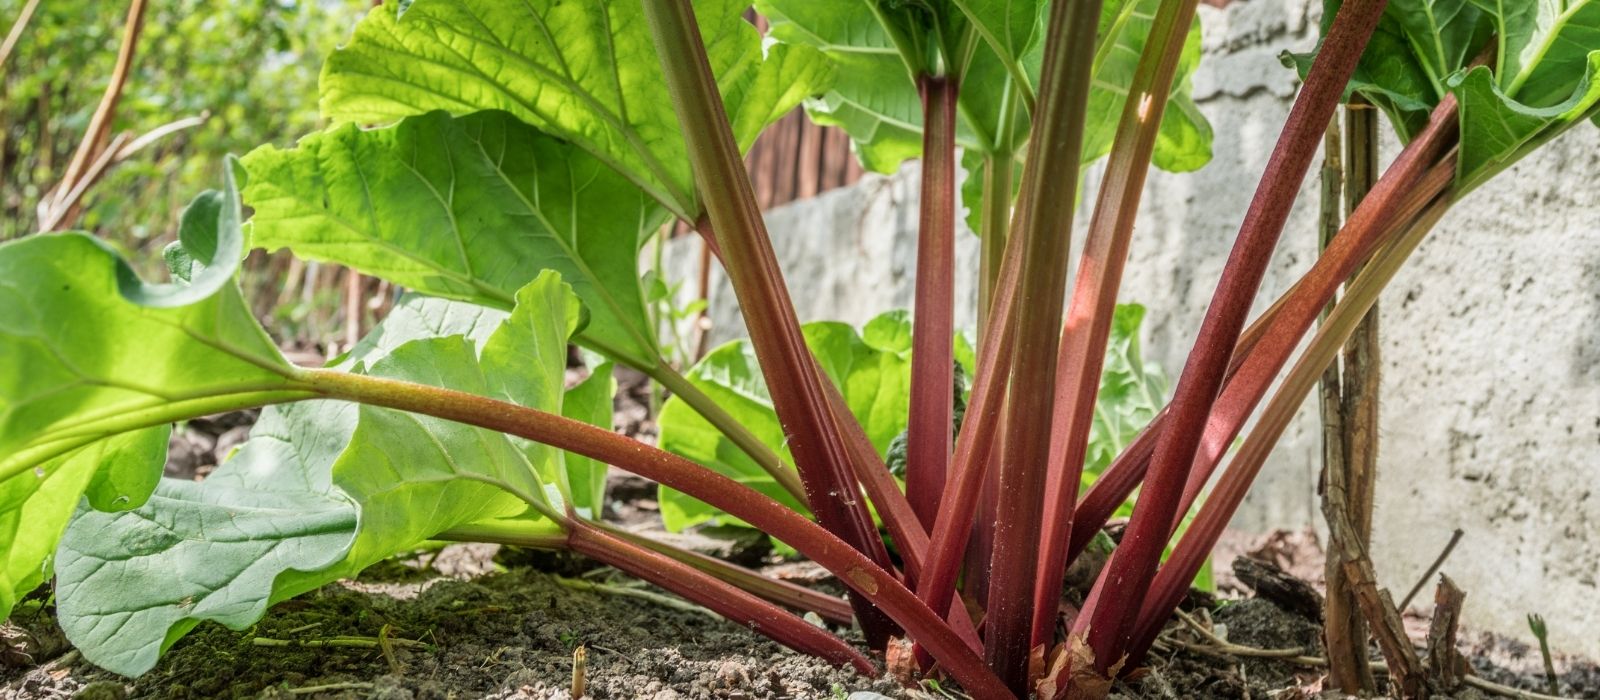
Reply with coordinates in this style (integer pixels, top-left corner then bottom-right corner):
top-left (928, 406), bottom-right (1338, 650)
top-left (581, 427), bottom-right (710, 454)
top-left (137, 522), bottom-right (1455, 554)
top-left (1399, 528), bottom-right (1465, 611)
top-left (1157, 631), bottom-right (1577, 700)
top-left (0, 0), bottom-right (42, 74)
top-left (1321, 98), bottom-right (1382, 695)
top-left (40, 0), bottom-right (149, 232)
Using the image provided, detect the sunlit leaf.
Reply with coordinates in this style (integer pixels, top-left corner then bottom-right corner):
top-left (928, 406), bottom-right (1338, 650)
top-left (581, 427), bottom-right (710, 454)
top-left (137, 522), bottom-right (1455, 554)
top-left (319, 0), bottom-right (833, 219)
top-left (242, 110), bottom-right (667, 369)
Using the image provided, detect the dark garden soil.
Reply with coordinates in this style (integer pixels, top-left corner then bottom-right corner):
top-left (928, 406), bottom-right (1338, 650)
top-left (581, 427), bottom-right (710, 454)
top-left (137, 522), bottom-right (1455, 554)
top-left (5, 377), bottom-right (1598, 699)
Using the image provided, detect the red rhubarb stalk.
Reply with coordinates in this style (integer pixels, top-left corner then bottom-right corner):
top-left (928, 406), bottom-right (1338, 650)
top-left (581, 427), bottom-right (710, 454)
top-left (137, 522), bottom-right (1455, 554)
top-left (917, 189), bottom-right (1025, 618)
top-left (1030, 0), bottom-right (1201, 649)
top-left (1075, 0), bottom-right (1390, 672)
top-left (1129, 190), bottom-right (1454, 661)
top-left (907, 75), bottom-right (961, 531)
top-left (640, 0), bottom-right (901, 643)
top-left (567, 520), bottom-right (876, 673)
top-left (605, 526), bottom-right (856, 625)
top-left (983, 0), bottom-right (1105, 689)
top-left (304, 367), bottom-right (1012, 698)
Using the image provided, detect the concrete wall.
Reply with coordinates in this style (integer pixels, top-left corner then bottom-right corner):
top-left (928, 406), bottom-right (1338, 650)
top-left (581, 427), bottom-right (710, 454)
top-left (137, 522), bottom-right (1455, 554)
top-left (666, 0), bottom-right (1600, 656)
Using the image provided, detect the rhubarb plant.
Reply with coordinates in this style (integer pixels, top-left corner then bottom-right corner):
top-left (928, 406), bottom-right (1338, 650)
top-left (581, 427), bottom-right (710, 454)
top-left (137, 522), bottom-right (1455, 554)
top-left (5, 0), bottom-right (1599, 698)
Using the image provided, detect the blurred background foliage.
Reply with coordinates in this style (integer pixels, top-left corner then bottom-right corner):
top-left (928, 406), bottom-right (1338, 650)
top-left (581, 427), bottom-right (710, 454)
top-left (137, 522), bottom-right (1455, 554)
top-left (0, 0), bottom-right (366, 247)
top-left (1, 0), bottom-right (373, 353)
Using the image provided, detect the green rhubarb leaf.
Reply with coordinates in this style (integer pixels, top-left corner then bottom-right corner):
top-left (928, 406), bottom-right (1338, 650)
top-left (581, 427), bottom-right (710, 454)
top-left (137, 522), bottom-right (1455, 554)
top-left (959, 148), bottom-right (1023, 233)
top-left (952, 0), bottom-right (1048, 85)
top-left (0, 174), bottom-right (298, 476)
top-left (1469, 0), bottom-right (1600, 108)
top-left (763, 0), bottom-right (1211, 178)
top-left (56, 401), bottom-right (360, 677)
top-left (0, 168), bottom-right (309, 624)
top-left (242, 110), bottom-right (666, 369)
top-left (804, 51), bottom-right (927, 174)
top-left (1449, 53), bottom-right (1600, 192)
top-left (1384, 0), bottom-right (1492, 89)
top-left (758, 0), bottom-right (925, 173)
top-left (657, 311), bottom-right (919, 530)
top-left (1081, 0), bottom-right (1210, 168)
top-left (1, 428), bottom-right (169, 628)
top-left (1085, 304), bottom-right (1168, 485)
top-left (56, 279), bottom-right (588, 677)
top-left (561, 364), bottom-right (616, 519)
top-left (1153, 94), bottom-right (1216, 173)
top-left (1282, 0), bottom-right (1487, 140)
top-left (758, 0), bottom-right (1018, 170)
top-left (161, 190), bottom-right (226, 285)
top-left (337, 294), bottom-right (506, 370)
top-left (318, 0), bottom-right (833, 219)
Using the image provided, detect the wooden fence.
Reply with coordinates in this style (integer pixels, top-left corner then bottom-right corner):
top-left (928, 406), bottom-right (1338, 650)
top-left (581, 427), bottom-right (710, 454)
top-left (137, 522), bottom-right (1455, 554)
top-left (744, 110), bottom-right (864, 210)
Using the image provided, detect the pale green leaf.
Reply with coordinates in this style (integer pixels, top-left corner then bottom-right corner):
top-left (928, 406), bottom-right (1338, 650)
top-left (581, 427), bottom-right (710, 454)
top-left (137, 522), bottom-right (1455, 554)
top-left (1484, 0), bottom-right (1600, 108)
top-left (1, 428), bottom-right (169, 627)
top-left (561, 363), bottom-right (616, 519)
top-left (1385, 0), bottom-right (1492, 90)
top-left (952, 0), bottom-right (1048, 85)
top-left (1084, 304), bottom-right (1168, 484)
top-left (1081, 0), bottom-right (1210, 167)
top-left (242, 110), bottom-right (666, 369)
top-left (55, 401), bottom-right (359, 677)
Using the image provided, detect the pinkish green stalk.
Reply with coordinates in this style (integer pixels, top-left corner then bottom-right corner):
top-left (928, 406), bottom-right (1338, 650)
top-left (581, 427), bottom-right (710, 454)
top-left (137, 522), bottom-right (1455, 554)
top-left (982, 0), bottom-right (1105, 690)
top-left (907, 74), bottom-right (961, 531)
top-left (1030, 0), bottom-right (1201, 650)
top-left (639, 0), bottom-right (900, 644)
top-left (1075, 0), bottom-right (1391, 674)
top-left (1129, 190), bottom-right (1454, 662)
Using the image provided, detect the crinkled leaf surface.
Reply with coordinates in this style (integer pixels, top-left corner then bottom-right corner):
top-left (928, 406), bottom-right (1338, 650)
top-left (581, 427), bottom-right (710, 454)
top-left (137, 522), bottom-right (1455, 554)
top-left (56, 401), bottom-right (359, 677)
top-left (56, 276), bottom-right (596, 677)
top-left (318, 0), bottom-right (833, 219)
top-left (242, 110), bottom-right (666, 369)
top-left (0, 171), bottom-right (309, 623)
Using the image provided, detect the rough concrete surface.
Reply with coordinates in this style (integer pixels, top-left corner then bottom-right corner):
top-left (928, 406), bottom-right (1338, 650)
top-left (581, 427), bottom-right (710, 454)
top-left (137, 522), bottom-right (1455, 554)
top-left (663, 0), bottom-right (1600, 659)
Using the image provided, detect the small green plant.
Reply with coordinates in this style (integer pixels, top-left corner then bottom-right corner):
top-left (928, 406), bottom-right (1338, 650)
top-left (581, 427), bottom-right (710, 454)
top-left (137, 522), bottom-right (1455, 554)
top-left (1528, 613), bottom-right (1559, 695)
top-left (3, 0), bottom-right (1597, 698)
